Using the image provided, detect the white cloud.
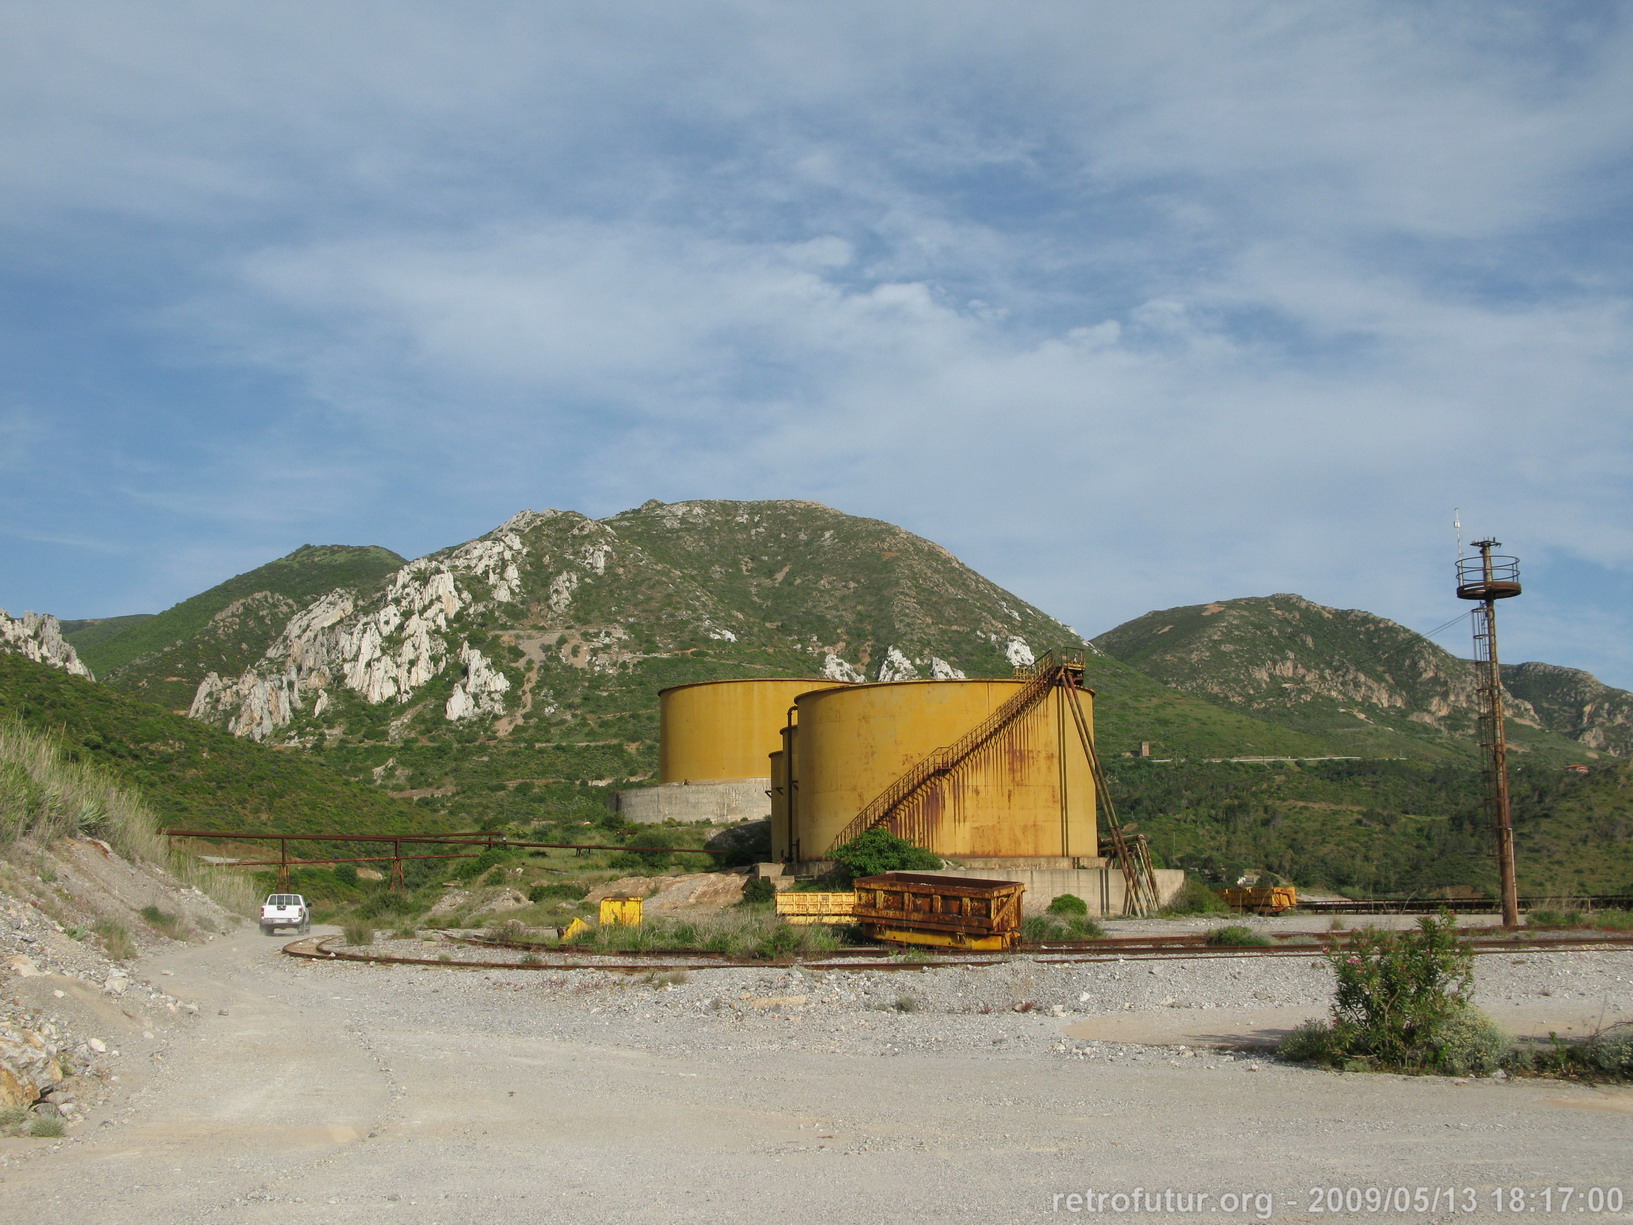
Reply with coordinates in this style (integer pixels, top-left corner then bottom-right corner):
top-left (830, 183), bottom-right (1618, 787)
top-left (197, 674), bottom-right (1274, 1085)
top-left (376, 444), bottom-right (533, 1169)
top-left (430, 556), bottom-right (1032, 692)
top-left (5, 2), bottom-right (1633, 685)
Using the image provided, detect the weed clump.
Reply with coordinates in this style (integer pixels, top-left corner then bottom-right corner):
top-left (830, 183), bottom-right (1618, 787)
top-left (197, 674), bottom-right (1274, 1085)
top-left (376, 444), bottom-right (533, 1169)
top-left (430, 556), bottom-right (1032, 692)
top-left (528, 882), bottom-right (583, 904)
top-left (1205, 924), bottom-right (1271, 947)
top-left (1046, 894), bottom-right (1088, 917)
top-left (1022, 912), bottom-right (1105, 942)
top-left (140, 905), bottom-right (186, 937)
top-left (341, 919), bottom-right (375, 947)
top-left (93, 920), bottom-right (135, 960)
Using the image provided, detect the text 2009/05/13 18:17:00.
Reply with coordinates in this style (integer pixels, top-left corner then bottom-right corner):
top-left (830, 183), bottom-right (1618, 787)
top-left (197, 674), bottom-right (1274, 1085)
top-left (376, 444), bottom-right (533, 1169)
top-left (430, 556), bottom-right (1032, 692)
top-left (1049, 1187), bottom-right (1628, 1217)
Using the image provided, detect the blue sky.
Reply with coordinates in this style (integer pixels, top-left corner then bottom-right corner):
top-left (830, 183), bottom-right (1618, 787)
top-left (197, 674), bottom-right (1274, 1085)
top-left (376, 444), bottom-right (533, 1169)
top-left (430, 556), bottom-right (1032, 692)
top-left (3, 2), bottom-right (1632, 686)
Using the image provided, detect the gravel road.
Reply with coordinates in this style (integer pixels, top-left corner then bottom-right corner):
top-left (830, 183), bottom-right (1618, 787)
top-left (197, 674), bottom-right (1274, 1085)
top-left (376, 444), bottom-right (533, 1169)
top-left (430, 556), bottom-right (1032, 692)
top-left (2, 922), bottom-right (1630, 1225)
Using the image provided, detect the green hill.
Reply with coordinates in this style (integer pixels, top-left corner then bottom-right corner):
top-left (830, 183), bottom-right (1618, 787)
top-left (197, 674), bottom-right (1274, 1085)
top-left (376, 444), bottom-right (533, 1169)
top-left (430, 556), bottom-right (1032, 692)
top-left (174, 502), bottom-right (1345, 825)
top-left (65, 544), bottom-right (405, 712)
top-left (1510, 757), bottom-right (1633, 894)
top-left (1107, 755), bottom-right (1619, 896)
top-left (1502, 661), bottom-right (1633, 758)
top-left (1093, 594), bottom-right (1600, 765)
top-left (0, 651), bottom-right (441, 837)
top-left (56, 613), bottom-right (155, 660)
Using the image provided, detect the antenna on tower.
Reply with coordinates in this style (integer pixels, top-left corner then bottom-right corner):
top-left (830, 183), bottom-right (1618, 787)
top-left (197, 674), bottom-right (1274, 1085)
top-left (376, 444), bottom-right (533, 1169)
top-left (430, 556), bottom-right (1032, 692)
top-left (1454, 508), bottom-right (1463, 561)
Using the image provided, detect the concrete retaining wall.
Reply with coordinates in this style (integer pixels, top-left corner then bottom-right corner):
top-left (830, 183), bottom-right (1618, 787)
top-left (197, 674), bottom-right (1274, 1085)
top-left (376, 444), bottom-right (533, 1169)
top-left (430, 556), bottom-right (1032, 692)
top-left (611, 779), bottom-right (772, 825)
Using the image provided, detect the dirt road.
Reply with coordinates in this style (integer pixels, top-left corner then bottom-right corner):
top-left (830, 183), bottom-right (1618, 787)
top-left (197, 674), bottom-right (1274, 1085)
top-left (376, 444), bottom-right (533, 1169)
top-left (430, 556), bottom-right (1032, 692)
top-left (2, 925), bottom-right (1630, 1224)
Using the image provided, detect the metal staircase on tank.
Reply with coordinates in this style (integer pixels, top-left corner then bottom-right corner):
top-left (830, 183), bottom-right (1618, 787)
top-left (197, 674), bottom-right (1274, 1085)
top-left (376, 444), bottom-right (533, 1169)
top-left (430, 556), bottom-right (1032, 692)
top-left (825, 648), bottom-right (1163, 916)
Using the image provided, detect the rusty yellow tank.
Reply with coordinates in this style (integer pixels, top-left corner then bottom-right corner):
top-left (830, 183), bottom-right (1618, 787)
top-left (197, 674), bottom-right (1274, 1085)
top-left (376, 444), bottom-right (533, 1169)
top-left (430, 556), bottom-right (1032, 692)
top-left (786, 678), bottom-right (1096, 862)
top-left (658, 678), bottom-right (845, 784)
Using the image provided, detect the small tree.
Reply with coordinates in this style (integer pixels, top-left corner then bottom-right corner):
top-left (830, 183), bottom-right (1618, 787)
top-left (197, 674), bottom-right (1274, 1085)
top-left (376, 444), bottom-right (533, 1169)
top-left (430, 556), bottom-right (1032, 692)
top-left (829, 828), bottom-right (940, 884)
top-left (1280, 911), bottom-right (1507, 1075)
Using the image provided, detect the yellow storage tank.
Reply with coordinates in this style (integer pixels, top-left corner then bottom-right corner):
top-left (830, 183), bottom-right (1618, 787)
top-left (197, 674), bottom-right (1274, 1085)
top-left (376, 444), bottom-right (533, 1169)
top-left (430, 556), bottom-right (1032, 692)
top-left (787, 678), bottom-right (1097, 862)
top-left (658, 678), bottom-right (845, 784)
top-left (769, 745), bottom-right (790, 861)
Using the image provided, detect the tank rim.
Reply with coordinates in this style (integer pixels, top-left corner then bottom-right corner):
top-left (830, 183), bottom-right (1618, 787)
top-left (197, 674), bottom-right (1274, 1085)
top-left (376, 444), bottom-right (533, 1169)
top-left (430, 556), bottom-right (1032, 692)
top-left (657, 676), bottom-right (849, 698)
top-left (795, 675), bottom-right (1096, 699)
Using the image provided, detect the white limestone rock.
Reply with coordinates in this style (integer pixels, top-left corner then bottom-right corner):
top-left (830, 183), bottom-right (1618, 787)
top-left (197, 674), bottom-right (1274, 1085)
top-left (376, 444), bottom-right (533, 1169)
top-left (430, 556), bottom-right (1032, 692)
top-left (876, 647), bottom-right (920, 682)
top-left (0, 610), bottom-right (94, 680)
top-left (445, 643), bottom-right (510, 722)
top-left (190, 514), bottom-right (559, 741)
top-left (822, 653), bottom-right (865, 683)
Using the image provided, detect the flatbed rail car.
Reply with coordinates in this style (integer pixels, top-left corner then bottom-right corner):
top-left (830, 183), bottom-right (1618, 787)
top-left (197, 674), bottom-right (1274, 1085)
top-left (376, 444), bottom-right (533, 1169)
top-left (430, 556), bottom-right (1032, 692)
top-left (774, 891), bottom-right (858, 926)
top-left (1217, 886), bottom-right (1298, 915)
top-left (853, 872), bottom-right (1025, 950)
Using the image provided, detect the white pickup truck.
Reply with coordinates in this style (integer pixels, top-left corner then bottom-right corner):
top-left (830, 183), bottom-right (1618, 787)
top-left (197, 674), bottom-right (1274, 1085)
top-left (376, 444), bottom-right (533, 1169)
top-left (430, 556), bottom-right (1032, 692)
top-left (259, 893), bottom-right (311, 935)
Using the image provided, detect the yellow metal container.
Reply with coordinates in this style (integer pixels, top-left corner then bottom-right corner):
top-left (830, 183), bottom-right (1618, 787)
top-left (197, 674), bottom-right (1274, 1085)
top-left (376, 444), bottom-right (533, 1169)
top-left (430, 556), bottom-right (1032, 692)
top-left (788, 679), bottom-right (1097, 861)
top-left (598, 896), bottom-right (644, 927)
top-left (560, 916), bottom-right (591, 942)
top-left (774, 891), bottom-right (857, 925)
top-left (659, 678), bottom-right (845, 784)
top-left (1218, 886), bottom-right (1297, 914)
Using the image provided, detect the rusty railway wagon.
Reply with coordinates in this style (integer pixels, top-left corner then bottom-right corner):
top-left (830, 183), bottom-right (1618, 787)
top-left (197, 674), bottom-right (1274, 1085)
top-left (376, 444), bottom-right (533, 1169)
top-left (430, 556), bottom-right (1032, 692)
top-left (1217, 885), bottom-right (1298, 915)
top-left (852, 872), bottom-right (1025, 950)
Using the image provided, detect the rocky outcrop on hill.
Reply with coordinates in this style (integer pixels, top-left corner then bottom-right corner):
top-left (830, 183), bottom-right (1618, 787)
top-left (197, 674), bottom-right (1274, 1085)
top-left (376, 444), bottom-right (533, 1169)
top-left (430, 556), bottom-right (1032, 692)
top-left (1503, 661), bottom-right (1633, 757)
top-left (185, 502), bottom-right (1073, 780)
top-left (191, 510), bottom-right (555, 739)
top-left (0, 610), bottom-right (93, 680)
top-left (1091, 593), bottom-right (1604, 758)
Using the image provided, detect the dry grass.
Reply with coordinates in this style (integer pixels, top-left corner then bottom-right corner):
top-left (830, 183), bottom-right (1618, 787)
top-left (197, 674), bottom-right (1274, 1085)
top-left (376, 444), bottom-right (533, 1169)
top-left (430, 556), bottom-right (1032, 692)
top-left (0, 719), bottom-right (256, 914)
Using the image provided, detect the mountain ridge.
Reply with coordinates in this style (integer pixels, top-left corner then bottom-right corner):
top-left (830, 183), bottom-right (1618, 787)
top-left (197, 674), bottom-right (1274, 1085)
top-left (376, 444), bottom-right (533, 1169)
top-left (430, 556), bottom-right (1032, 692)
top-left (1092, 592), bottom-right (1608, 763)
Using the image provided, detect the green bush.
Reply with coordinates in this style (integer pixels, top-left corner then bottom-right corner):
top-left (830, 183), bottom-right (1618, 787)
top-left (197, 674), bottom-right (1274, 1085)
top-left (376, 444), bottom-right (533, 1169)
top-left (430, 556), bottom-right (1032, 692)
top-left (1022, 913), bottom-right (1106, 942)
top-left (1162, 879), bottom-right (1230, 916)
top-left (1046, 894), bottom-right (1088, 917)
top-left (27, 1115), bottom-right (66, 1138)
top-left (1280, 912), bottom-right (1508, 1076)
top-left (341, 919), bottom-right (375, 947)
top-left (739, 876), bottom-right (777, 906)
top-left (1206, 924), bottom-right (1270, 947)
top-left (828, 828), bottom-right (940, 885)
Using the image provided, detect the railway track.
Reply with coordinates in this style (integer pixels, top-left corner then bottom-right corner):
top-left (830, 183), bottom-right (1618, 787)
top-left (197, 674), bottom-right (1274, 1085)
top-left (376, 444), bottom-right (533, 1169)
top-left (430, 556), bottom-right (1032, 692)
top-left (1292, 896), bottom-right (1633, 915)
top-left (282, 928), bottom-right (1633, 972)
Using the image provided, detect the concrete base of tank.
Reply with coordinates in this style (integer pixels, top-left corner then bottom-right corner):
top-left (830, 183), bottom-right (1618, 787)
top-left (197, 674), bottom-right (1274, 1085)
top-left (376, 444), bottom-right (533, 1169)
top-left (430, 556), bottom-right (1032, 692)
top-left (789, 859), bottom-right (1186, 917)
top-left (610, 779), bottom-right (771, 825)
